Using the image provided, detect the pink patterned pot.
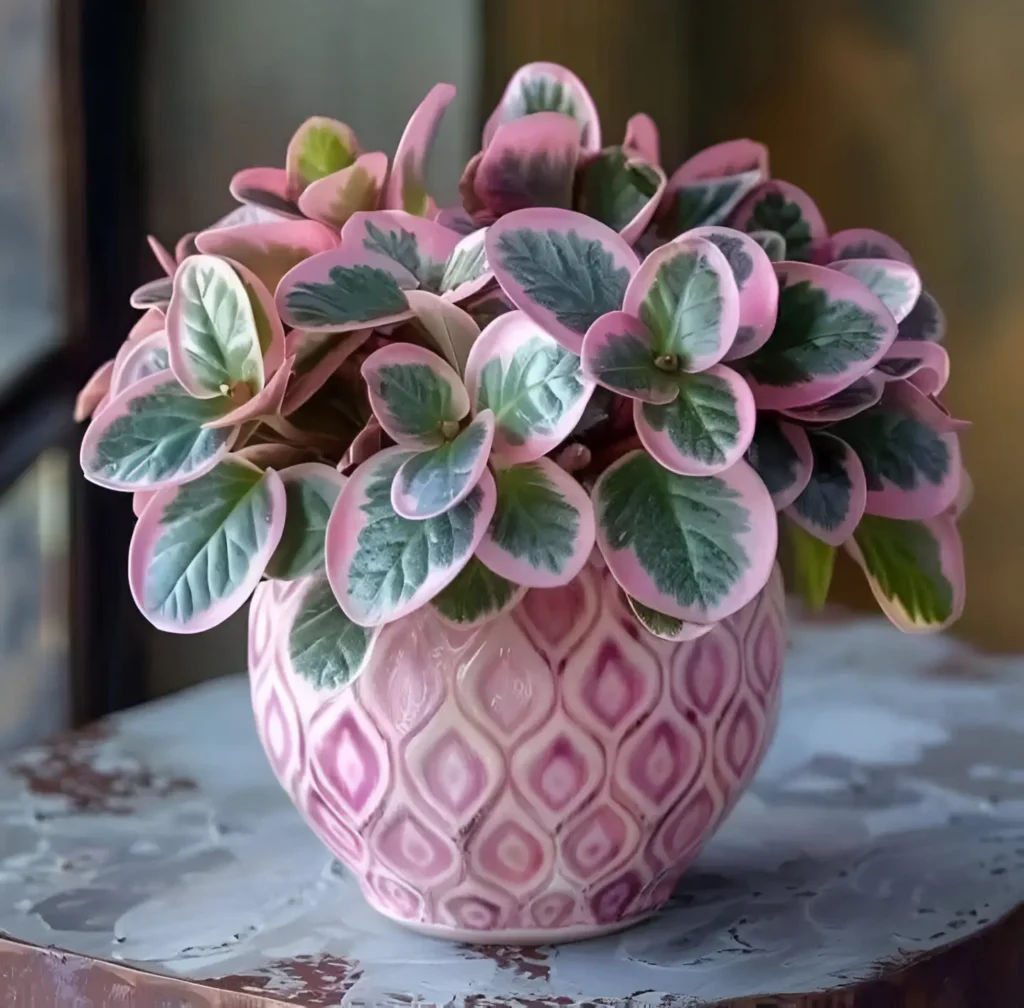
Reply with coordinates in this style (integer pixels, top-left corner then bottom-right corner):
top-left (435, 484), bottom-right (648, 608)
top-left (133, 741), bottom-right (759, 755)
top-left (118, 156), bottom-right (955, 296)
top-left (248, 562), bottom-right (786, 944)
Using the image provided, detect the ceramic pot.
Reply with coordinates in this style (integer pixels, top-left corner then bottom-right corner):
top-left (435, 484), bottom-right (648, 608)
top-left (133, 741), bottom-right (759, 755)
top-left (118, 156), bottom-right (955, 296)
top-left (248, 562), bottom-right (786, 944)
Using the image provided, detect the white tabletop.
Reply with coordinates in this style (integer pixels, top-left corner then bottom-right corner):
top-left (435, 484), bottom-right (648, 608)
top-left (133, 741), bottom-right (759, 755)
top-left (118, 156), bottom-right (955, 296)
top-left (2, 612), bottom-right (1023, 1006)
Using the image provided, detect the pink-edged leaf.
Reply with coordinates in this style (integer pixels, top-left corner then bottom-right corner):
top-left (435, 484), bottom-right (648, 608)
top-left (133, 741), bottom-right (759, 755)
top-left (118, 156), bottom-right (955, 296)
top-left (147, 235), bottom-right (177, 277)
top-left (430, 557), bottom-right (526, 629)
top-left (326, 446), bottom-right (496, 626)
top-left (341, 418), bottom-right (385, 473)
top-left (484, 62), bottom-right (601, 153)
top-left (405, 289), bottom-right (480, 374)
top-left (438, 228), bottom-right (492, 302)
top-left (385, 82), bottom-right (456, 215)
top-left (676, 139), bottom-right (769, 184)
top-left (634, 364), bottom-right (756, 476)
top-left (341, 210), bottom-right (461, 293)
top-left (658, 139), bottom-right (769, 235)
top-left (877, 340), bottom-right (950, 395)
top-left (779, 372), bottom-right (885, 424)
top-left (475, 112), bottom-right (581, 216)
top-left (581, 310), bottom-right (677, 403)
top-left (75, 360), bottom-right (114, 423)
top-left (283, 329), bottom-right (370, 414)
top-left (951, 468), bottom-right (973, 518)
top-left (828, 258), bottom-right (922, 323)
top-left (391, 410), bottom-right (494, 520)
top-left (194, 219), bottom-right (339, 299)
top-left (110, 330), bottom-right (169, 396)
top-left (129, 458), bottom-right (285, 633)
top-left (476, 456), bottom-right (595, 589)
top-left (166, 255), bottom-right (264, 399)
top-left (80, 371), bottom-right (236, 490)
top-left (203, 354), bottom-right (293, 429)
top-left (686, 226), bottom-right (779, 360)
top-left (828, 228), bottom-right (913, 265)
top-left (209, 204), bottom-right (289, 231)
top-left (458, 151), bottom-right (488, 219)
top-left (742, 261), bottom-right (898, 409)
top-left (784, 431), bottom-right (867, 546)
top-left (297, 151), bottom-right (388, 228)
top-left (846, 513), bottom-right (965, 633)
top-left (594, 450), bottom-right (777, 623)
top-left (553, 443), bottom-right (591, 472)
top-left (898, 385), bottom-right (970, 436)
top-left (287, 574), bottom-right (380, 688)
top-left (127, 307), bottom-right (166, 343)
top-left (576, 145), bottom-right (666, 243)
top-left (132, 490), bottom-right (155, 519)
top-left (731, 180), bottom-right (827, 263)
top-left (225, 257), bottom-right (286, 377)
top-left (130, 276), bottom-right (173, 311)
top-left (744, 415), bottom-right (813, 510)
top-left (285, 116), bottom-right (358, 198)
top-left (624, 236), bottom-right (740, 369)
top-left (276, 244), bottom-right (415, 332)
top-left (464, 310), bottom-right (594, 463)
top-left (174, 232), bottom-right (198, 263)
top-left (897, 288), bottom-right (945, 343)
top-left (909, 364), bottom-right (951, 399)
top-left (618, 160), bottom-right (666, 245)
top-left (627, 596), bottom-right (715, 642)
top-left (434, 204), bottom-right (478, 236)
top-left (361, 342), bottom-right (469, 447)
top-left (748, 229), bottom-right (787, 263)
top-left (622, 113), bottom-right (660, 166)
top-left (832, 381), bottom-right (962, 520)
top-left (487, 207), bottom-right (639, 353)
top-left (266, 462), bottom-right (347, 580)
top-left (229, 167), bottom-right (303, 219)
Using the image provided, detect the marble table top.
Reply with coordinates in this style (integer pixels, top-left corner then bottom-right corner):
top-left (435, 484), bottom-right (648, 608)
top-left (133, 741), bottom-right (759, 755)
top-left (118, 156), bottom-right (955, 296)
top-left (2, 614), bottom-right (1024, 1006)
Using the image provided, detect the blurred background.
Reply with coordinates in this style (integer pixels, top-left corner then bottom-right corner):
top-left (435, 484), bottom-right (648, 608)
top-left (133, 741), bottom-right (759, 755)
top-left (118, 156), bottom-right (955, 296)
top-left (0, 0), bottom-right (1017, 747)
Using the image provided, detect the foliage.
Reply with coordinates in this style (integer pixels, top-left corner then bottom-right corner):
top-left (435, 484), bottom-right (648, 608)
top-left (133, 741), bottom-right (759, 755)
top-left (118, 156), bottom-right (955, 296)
top-left (78, 61), bottom-right (967, 677)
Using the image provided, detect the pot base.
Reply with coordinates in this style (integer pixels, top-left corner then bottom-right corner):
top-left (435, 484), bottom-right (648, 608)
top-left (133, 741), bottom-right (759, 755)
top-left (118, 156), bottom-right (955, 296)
top-left (363, 888), bottom-right (655, 945)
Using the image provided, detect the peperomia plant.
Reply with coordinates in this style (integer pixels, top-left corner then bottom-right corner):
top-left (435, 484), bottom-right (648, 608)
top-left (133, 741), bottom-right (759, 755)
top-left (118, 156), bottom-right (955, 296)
top-left (77, 62), bottom-right (968, 685)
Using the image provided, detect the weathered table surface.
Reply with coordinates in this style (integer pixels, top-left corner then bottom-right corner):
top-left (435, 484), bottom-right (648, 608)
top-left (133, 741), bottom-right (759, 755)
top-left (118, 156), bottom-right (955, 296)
top-left (1, 614), bottom-right (1024, 1006)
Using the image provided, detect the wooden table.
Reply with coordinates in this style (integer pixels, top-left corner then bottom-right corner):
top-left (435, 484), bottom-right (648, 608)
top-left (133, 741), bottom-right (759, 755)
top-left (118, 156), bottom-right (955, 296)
top-left (0, 614), bottom-right (1022, 1006)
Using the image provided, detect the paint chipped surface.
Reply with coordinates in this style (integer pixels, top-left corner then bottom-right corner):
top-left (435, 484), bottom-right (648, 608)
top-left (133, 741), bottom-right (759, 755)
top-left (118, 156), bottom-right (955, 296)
top-left (0, 618), bottom-right (1021, 1004)
top-left (9, 722), bottom-right (195, 815)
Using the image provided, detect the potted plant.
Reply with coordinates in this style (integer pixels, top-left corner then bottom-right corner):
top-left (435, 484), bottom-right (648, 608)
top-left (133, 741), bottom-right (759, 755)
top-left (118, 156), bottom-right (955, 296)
top-left (76, 62), bottom-right (966, 943)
